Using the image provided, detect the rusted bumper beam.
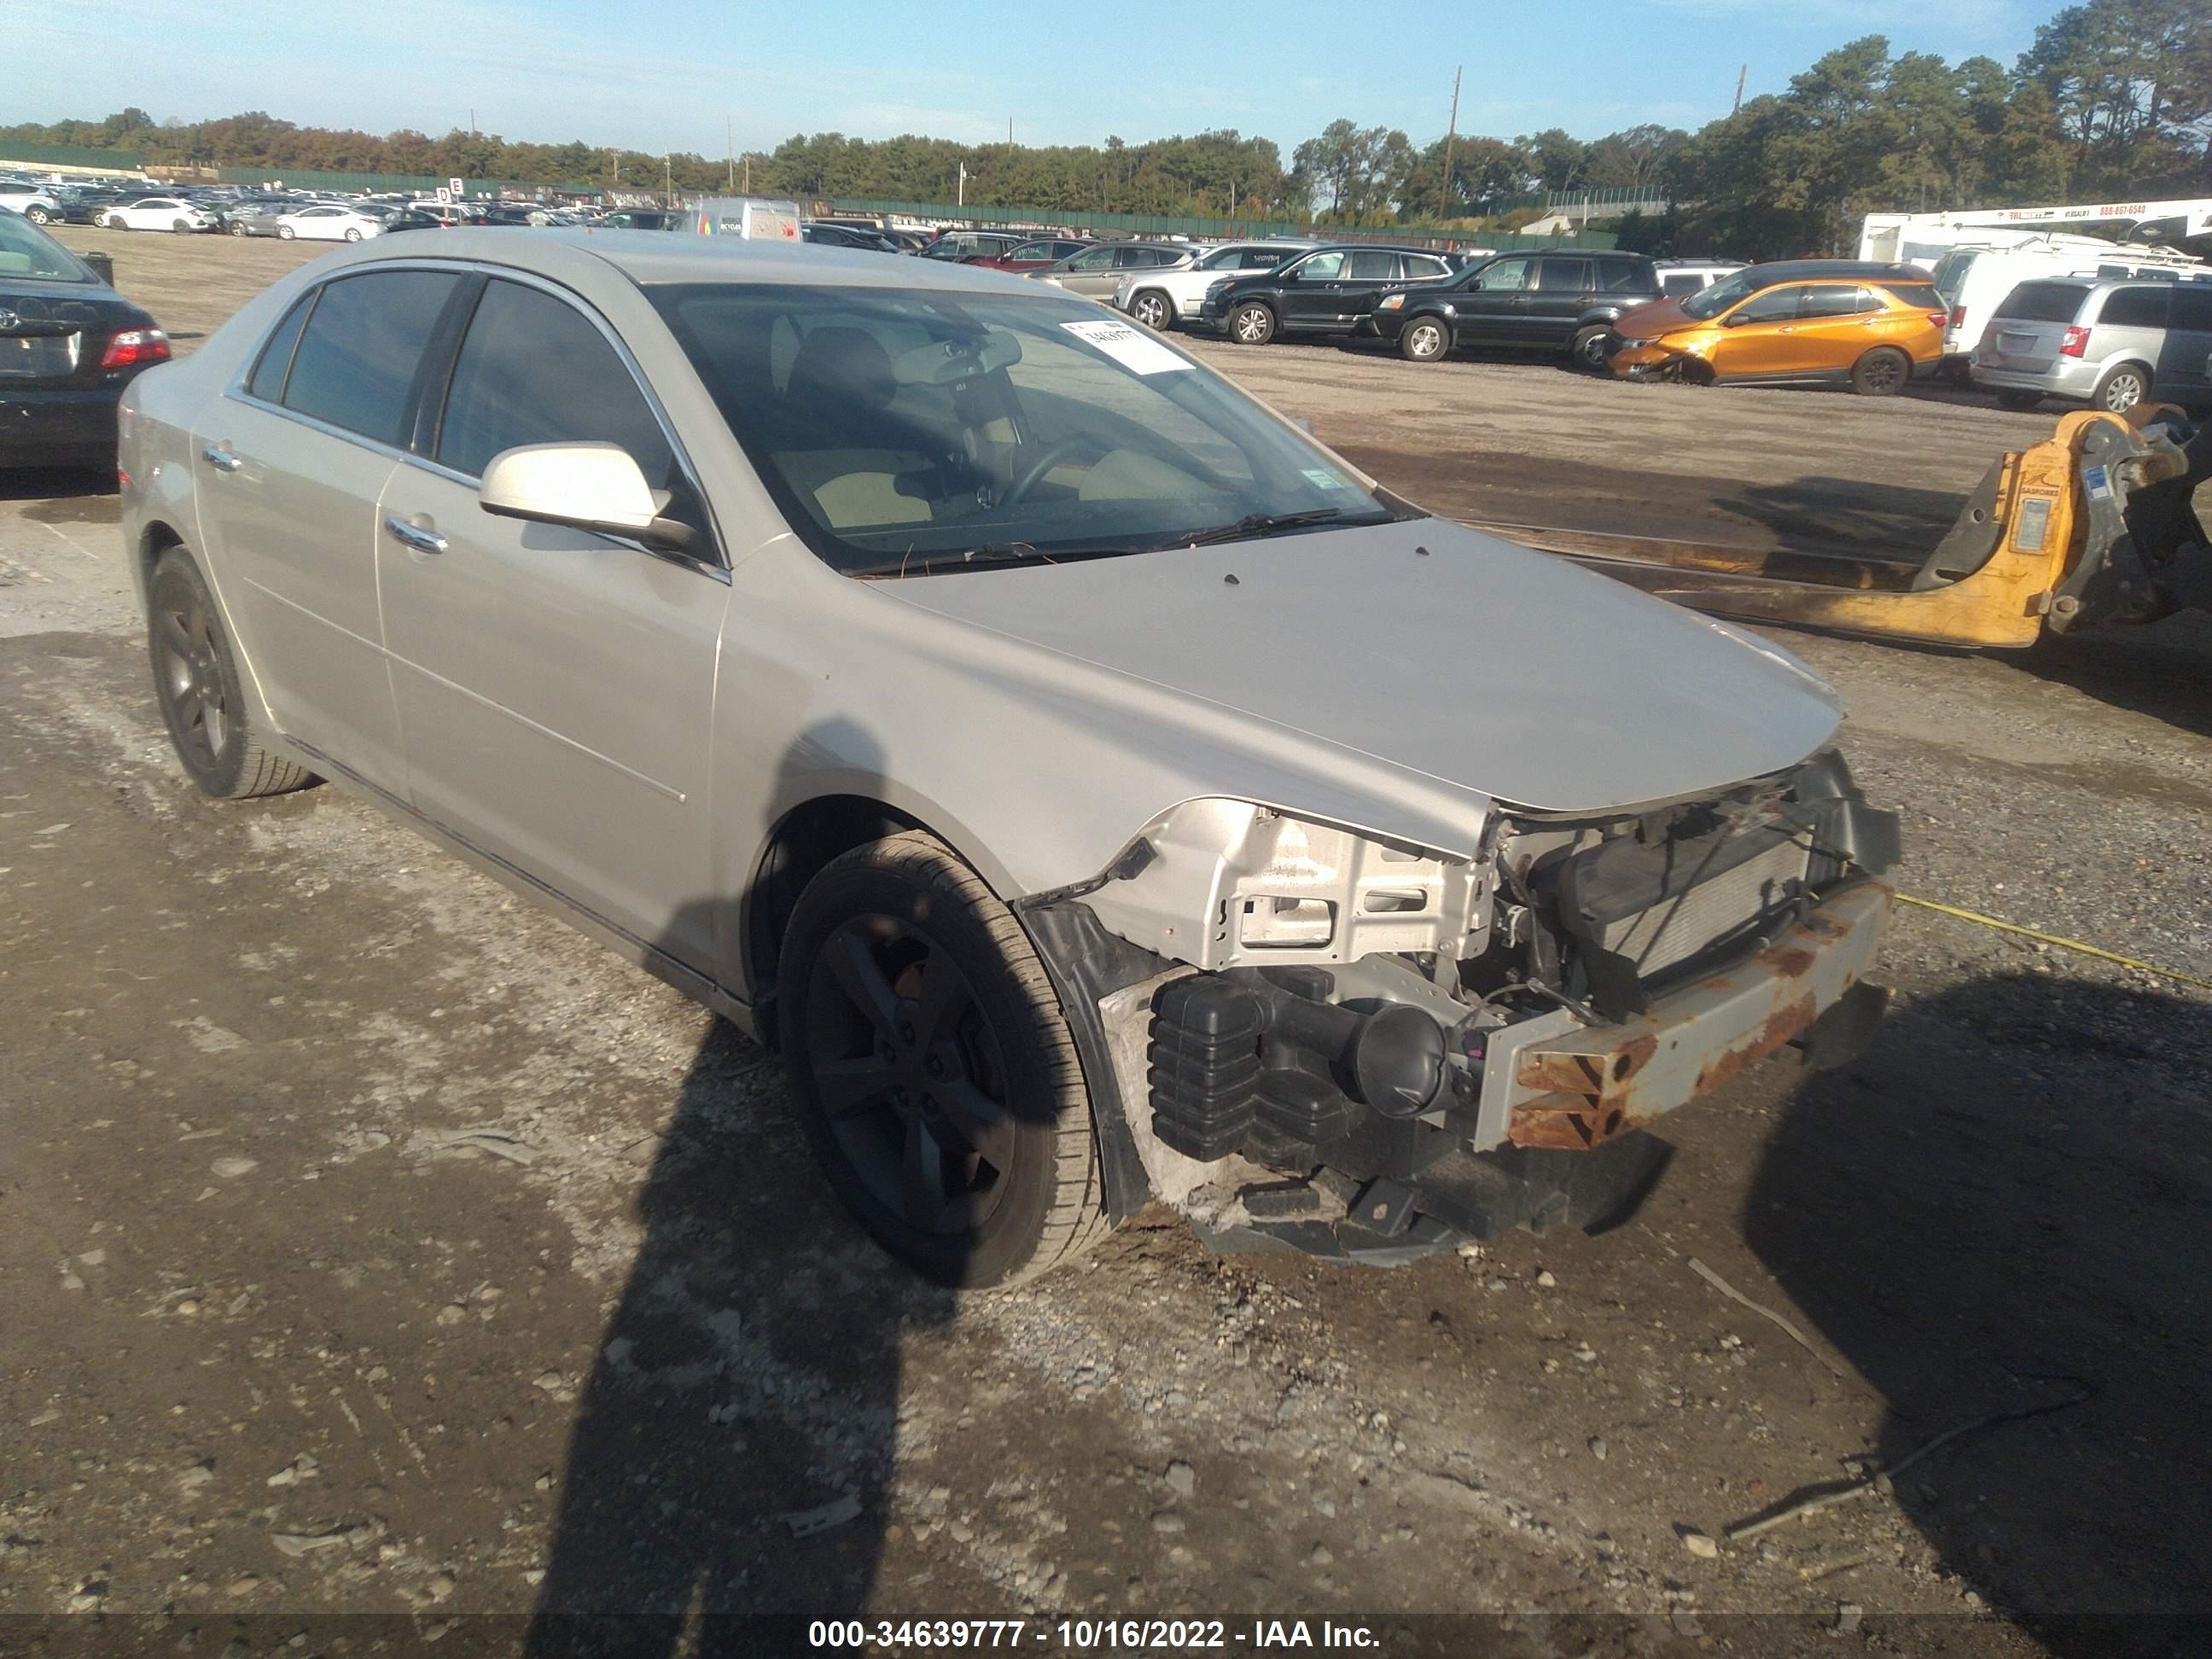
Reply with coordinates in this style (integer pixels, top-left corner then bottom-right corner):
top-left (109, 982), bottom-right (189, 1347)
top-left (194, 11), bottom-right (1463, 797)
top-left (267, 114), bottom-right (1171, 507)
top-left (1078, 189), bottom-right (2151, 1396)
top-left (1466, 881), bottom-right (1893, 1153)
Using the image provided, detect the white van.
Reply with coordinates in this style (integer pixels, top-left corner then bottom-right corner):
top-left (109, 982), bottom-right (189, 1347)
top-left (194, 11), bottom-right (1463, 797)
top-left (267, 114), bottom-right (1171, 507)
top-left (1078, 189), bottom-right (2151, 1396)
top-left (1929, 235), bottom-right (2211, 367)
top-left (687, 196), bottom-right (802, 242)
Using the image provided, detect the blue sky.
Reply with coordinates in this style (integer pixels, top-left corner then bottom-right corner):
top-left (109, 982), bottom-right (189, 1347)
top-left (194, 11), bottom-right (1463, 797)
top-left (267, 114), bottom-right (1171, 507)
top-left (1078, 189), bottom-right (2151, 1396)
top-left (18, 0), bottom-right (2049, 154)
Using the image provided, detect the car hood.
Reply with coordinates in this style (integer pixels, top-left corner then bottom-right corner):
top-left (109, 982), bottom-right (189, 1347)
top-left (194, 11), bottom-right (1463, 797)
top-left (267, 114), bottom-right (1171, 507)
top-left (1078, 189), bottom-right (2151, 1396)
top-left (1616, 297), bottom-right (1695, 337)
top-left (879, 517), bottom-right (1841, 818)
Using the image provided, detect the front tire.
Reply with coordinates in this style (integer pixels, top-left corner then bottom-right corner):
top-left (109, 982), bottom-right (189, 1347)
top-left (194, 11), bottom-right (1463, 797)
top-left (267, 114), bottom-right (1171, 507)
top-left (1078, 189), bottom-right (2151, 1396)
top-left (148, 549), bottom-right (317, 800)
top-left (278, 225), bottom-right (294, 240)
top-left (172, 219), bottom-right (192, 235)
top-left (1399, 316), bottom-right (1449, 362)
top-left (1569, 323), bottom-right (1616, 372)
top-left (1130, 289), bottom-right (1173, 330)
top-left (344, 228), bottom-right (362, 242)
top-left (777, 831), bottom-right (1109, 1287)
top-left (26, 205), bottom-right (51, 224)
top-left (2092, 363), bottom-right (2150, 414)
top-left (1850, 346), bottom-right (1910, 397)
top-left (230, 221), bottom-right (248, 236)
top-left (1230, 302), bottom-right (1276, 345)
top-left (104, 214), bottom-right (125, 230)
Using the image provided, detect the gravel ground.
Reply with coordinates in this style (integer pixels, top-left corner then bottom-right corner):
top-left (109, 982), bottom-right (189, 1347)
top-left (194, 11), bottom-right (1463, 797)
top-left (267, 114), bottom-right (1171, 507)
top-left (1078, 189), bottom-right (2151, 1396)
top-left (2, 236), bottom-right (2208, 1656)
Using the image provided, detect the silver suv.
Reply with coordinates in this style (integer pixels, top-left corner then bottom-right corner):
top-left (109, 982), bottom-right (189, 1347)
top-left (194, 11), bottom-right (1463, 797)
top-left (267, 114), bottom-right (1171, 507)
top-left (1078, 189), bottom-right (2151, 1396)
top-left (1970, 274), bottom-right (2212, 413)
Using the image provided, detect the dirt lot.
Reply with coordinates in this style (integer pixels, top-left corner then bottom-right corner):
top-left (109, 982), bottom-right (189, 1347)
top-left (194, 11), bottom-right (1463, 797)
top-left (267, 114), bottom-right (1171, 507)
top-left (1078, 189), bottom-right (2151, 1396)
top-left (3, 230), bottom-right (2209, 1655)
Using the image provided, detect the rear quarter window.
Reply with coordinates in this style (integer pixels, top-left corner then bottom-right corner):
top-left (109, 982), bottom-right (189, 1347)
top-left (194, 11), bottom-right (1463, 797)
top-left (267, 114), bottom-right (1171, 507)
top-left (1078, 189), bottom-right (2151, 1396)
top-left (1882, 282), bottom-right (1943, 310)
top-left (1994, 282), bottom-right (2088, 324)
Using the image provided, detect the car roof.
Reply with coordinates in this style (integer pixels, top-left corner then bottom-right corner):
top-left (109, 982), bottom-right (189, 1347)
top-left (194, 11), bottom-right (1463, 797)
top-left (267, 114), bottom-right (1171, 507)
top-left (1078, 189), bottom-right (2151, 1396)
top-left (295, 227), bottom-right (1113, 294)
top-left (1738, 260), bottom-right (1929, 282)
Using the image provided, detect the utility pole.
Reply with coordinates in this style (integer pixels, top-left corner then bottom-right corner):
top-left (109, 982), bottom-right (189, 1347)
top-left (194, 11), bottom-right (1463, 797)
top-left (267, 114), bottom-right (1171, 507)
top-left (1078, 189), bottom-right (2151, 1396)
top-left (727, 118), bottom-right (735, 189)
top-left (1009, 118), bottom-right (1015, 146)
top-left (742, 154), bottom-right (750, 193)
top-left (1732, 64), bottom-right (1746, 117)
top-left (1438, 64), bottom-right (1462, 222)
top-left (664, 153), bottom-right (672, 201)
top-left (469, 108), bottom-right (476, 137)
top-left (958, 161), bottom-right (967, 207)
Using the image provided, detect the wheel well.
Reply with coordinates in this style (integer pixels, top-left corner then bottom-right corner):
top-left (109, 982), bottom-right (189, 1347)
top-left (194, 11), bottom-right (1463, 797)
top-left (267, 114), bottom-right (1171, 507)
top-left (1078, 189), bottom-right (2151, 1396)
top-left (137, 521), bottom-right (185, 593)
top-left (744, 794), bottom-right (922, 1037)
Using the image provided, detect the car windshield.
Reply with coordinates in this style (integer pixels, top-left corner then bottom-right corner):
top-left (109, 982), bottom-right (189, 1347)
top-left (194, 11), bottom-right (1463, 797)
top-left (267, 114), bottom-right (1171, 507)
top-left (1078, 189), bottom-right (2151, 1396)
top-left (1679, 270), bottom-right (1766, 318)
top-left (0, 210), bottom-right (90, 282)
top-left (649, 282), bottom-right (1406, 575)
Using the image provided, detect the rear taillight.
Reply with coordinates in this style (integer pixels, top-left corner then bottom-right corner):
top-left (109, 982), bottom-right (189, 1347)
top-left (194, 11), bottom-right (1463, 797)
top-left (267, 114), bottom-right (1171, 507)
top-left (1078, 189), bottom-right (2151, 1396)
top-left (99, 329), bottom-right (170, 369)
top-left (1928, 311), bottom-right (1948, 329)
top-left (1948, 306), bottom-right (1965, 328)
top-left (2059, 326), bottom-right (2091, 359)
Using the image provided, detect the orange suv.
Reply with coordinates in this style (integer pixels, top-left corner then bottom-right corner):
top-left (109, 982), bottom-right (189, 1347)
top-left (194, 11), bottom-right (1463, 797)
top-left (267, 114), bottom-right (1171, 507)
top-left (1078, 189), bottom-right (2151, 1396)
top-left (1610, 261), bottom-right (1947, 395)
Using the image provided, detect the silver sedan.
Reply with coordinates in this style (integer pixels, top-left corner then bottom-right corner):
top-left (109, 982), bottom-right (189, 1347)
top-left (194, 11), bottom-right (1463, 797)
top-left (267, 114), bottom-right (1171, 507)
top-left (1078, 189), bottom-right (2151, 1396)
top-left (118, 231), bottom-right (1897, 1284)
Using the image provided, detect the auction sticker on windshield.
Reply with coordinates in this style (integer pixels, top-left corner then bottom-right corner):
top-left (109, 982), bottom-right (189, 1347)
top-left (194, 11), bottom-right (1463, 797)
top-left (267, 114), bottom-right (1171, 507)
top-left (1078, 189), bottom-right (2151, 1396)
top-left (1060, 318), bottom-right (1191, 375)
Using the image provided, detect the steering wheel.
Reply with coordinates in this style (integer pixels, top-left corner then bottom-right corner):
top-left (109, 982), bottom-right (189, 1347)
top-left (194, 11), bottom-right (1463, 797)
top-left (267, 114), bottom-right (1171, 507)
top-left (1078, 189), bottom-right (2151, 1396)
top-left (1002, 437), bottom-right (1103, 507)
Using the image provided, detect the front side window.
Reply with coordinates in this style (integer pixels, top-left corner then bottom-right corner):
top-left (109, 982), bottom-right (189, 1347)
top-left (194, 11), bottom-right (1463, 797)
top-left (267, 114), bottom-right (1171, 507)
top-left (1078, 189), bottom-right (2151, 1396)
top-left (435, 280), bottom-right (672, 485)
top-left (1298, 251), bottom-right (1347, 282)
top-left (1068, 247), bottom-right (1116, 271)
top-left (1681, 269), bottom-right (1764, 318)
top-left (1731, 285), bottom-right (1806, 324)
top-left (649, 283), bottom-right (1405, 576)
top-left (1198, 247), bottom-right (1244, 270)
top-left (279, 270), bottom-right (460, 446)
top-left (1471, 258), bottom-right (1531, 292)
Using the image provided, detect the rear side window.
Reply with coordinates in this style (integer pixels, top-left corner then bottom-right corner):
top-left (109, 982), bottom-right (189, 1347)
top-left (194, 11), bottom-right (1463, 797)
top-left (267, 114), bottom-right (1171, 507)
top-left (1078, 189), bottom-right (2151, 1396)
top-left (1344, 250), bottom-right (1396, 280)
top-left (246, 293), bottom-right (314, 402)
top-left (1475, 257), bottom-right (1531, 291)
top-left (1930, 250), bottom-right (1977, 297)
top-left (1799, 285), bottom-right (1876, 319)
top-left (2098, 287), bottom-right (2169, 329)
top-left (1400, 254), bottom-right (1450, 281)
top-left (1598, 259), bottom-right (1647, 292)
top-left (1538, 258), bottom-right (1593, 293)
top-left (435, 279), bottom-right (672, 482)
top-left (1882, 282), bottom-right (1942, 310)
top-left (281, 271), bottom-right (460, 446)
top-left (1995, 282), bottom-right (2087, 323)
top-left (2173, 286), bottom-right (2212, 331)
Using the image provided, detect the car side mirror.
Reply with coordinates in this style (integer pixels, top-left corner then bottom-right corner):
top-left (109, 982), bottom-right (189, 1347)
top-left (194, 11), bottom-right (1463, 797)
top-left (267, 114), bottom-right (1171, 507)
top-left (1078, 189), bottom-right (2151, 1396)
top-left (1722, 311), bottom-right (1755, 327)
top-left (479, 442), bottom-right (696, 553)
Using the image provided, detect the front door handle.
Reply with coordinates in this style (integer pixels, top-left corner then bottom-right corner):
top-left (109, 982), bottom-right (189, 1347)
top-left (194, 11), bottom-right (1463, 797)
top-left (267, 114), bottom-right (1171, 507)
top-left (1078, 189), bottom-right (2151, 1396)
top-left (383, 515), bottom-right (447, 556)
top-left (201, 445), bottom-right (244, 473)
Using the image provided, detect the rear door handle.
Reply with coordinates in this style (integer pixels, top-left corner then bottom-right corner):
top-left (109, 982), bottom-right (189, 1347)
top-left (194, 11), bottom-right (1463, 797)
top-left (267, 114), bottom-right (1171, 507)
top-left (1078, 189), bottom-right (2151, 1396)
top-left (201, 445), bottom-right (244, 473)
top-left (383, 515), bottom-right (447, 556)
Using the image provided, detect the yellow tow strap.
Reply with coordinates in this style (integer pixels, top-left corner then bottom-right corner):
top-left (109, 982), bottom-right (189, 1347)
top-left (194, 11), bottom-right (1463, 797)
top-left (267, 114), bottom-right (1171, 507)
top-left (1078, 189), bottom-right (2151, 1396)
top-left (1894, 893), bottom-right (2212, 994)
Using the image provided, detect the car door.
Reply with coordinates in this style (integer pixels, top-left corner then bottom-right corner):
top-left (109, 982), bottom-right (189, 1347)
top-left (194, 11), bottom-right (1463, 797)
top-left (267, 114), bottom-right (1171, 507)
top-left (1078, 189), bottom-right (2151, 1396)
top-left (2161, 283), bottom-right (2212, 402)
top-left (1275, 249), bottom-right (1348, 329)
top-left (190, 268), bottom-right (463, 790)
top-left (1708, 284), bottom-right (1822, 377)
top-left (1328, 249), bottom-right (1400, 329)
top-left (374, 274), bottom-right (725, 966)
top-left (1524, 257), bottom-right (1594, 348)
top-left (1055, 245), bottom-right (1121, 298)
top-left (1452, 255), bottom-right (1534, 345)
top-left (1796, 283), bottom-right (1895, 366)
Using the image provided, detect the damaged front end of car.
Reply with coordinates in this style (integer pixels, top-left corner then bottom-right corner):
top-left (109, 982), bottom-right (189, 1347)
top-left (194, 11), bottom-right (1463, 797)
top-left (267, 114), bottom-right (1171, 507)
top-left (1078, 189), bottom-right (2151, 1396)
top-left (1018, 750), bottom-right (1899, 1264)
top-left (1611, 336), bottom-right (1712, 385)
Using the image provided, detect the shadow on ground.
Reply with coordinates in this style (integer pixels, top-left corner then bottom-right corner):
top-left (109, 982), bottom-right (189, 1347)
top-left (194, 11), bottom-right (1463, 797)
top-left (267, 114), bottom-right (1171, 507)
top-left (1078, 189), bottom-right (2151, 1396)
top-left (1745, 971), bottom-right (2212, 1650)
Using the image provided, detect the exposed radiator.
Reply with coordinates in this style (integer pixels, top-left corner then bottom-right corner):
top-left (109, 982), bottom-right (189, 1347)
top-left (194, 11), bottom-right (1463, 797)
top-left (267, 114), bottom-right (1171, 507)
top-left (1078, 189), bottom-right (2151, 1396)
top-left (1600, 837), bottom-right (1810, 979)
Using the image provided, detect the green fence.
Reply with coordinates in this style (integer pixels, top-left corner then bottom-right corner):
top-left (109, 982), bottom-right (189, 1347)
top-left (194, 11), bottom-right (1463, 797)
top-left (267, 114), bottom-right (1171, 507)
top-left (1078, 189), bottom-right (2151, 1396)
top-left (825, 198), bottom-right (1615, 250)
top-left (0, 142), bottom-right (145, 172)
top-left (212, 166), bottom-right (597, 198)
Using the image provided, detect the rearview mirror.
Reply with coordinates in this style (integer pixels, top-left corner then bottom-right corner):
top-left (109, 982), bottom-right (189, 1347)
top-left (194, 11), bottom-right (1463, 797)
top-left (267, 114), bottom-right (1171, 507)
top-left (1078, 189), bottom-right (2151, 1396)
top-left (894, 329), bottom-right (1024, 386)
top-left (479, 442), bottom-right (696, 552)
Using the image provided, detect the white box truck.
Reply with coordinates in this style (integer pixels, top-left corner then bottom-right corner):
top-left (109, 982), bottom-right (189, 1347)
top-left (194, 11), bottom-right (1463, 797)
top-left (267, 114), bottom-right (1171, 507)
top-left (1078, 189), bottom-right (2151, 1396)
top-left (688, 196), bottom-right (802, 242)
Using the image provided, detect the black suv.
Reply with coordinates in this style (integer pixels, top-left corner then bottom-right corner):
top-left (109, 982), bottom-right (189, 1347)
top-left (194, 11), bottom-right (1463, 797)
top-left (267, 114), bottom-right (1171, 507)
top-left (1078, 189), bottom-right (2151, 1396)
top-left (1200, 244), bottom-right (1456, 345)
top-left (1368, 250), bottom-right (1662, 369)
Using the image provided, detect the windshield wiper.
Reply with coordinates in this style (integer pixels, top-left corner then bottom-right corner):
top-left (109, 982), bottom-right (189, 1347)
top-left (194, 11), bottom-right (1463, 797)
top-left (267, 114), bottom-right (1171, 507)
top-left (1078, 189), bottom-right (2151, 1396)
top-left (1180, 509), bottom-right (1349, 547)
top-left (847, 542), bottom-right (1141, 579)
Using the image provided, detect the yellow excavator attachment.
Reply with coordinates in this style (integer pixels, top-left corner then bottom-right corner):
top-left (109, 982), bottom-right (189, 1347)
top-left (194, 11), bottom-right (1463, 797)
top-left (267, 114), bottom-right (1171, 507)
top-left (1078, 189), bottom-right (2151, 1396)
top-left (1500, 407), bottom-right (2210, 651)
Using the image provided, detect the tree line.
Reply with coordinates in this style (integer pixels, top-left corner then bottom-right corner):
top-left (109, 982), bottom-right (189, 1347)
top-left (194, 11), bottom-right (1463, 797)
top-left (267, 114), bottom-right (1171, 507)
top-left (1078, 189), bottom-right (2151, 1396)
top-left (4, 0), bottom-right (2205, 257)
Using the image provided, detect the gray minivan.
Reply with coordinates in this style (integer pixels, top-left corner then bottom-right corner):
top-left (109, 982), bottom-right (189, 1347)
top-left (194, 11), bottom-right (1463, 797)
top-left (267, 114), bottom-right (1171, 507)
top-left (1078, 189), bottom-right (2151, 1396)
top-left (1970, 275), bottom-right (2212, 413)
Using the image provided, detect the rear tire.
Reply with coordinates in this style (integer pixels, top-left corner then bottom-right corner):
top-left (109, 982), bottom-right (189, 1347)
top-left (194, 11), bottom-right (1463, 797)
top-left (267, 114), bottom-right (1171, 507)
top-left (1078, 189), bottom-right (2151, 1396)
top-left (2091, 363), bottom-right (2151, 414)
top-left (1569, 323), bottom-right (1616, 372)
top-left (147, 549), bottom-right (317, 800)
top-left (26, 205), bottom-right (51, 224)
top-left (1399, 316), bottom-right (1449, 362)
top-left (1850, 346), bottom-right (1910, 397)
top-left (1130, 289), bottom-right (1173, 330)
top-left (172, 219), bottom-right (192, 235)
top-left (277, 225), bottom-right (294, 240)
top-left (777, 831), bottom-right (1109, 1287)
top-left (1995, 390), bottom-right (2042, 412)
top-left (1230, 302), bottom-right (1276, 345)
top-left (344, 228), bottom-right (362, 242)
top-left (230, 221), bottom-right (248, 236)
